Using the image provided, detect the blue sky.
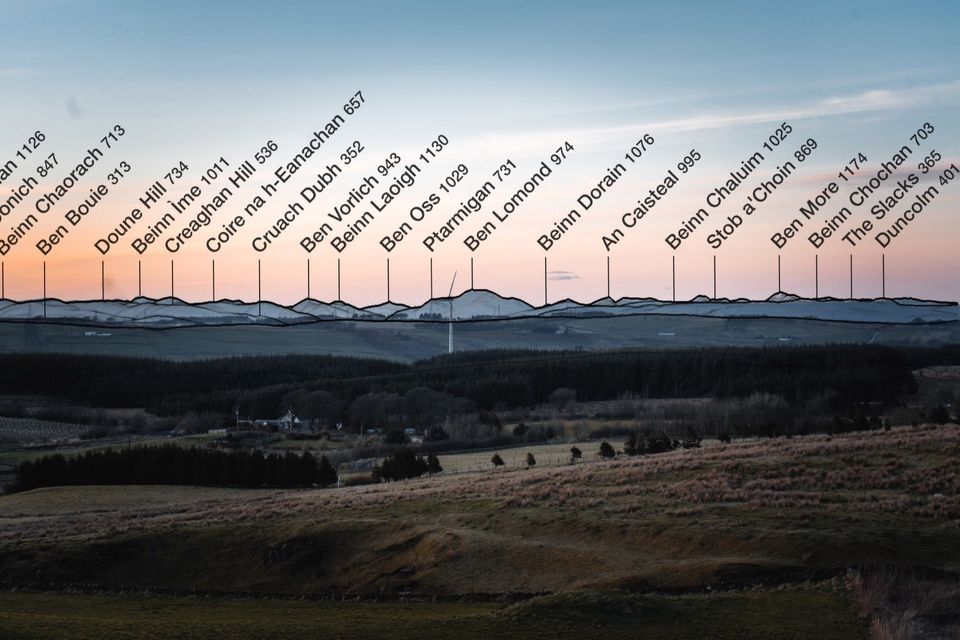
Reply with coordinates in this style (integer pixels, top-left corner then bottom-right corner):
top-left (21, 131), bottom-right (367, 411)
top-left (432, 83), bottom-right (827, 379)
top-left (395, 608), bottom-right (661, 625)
top-left (1, 0), bottom-right (958, 304)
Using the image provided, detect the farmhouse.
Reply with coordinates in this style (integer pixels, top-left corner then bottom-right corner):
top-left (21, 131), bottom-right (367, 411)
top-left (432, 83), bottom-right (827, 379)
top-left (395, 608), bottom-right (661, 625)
top-left (238, 409), bottom-right (307, 432)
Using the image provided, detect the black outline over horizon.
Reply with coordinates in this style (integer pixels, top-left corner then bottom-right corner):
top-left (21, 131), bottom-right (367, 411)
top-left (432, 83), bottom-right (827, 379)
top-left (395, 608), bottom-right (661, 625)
top-left (0, 288), bottom-right (956, 331)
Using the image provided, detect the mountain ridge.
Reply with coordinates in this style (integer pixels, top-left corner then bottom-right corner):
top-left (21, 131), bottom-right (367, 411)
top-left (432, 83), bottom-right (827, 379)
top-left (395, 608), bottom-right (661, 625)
top-left (0, 289), bottom-right (956, 328)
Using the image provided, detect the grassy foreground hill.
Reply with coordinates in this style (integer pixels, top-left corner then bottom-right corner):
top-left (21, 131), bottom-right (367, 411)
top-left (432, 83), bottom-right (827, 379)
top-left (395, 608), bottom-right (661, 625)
top-left (0, 589), bottom-right (867, 640)
top-left (1, 425), bottom-right (958, 638)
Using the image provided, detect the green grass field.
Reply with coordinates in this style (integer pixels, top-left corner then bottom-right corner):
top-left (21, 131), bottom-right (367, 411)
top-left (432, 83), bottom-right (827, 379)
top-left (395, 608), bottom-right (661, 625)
top-left (433, 437), bottom-right (727, 473)
top-left (436, 441), bottom-right (609, 472)
top-left (0, 588), bottom-right (867, 640)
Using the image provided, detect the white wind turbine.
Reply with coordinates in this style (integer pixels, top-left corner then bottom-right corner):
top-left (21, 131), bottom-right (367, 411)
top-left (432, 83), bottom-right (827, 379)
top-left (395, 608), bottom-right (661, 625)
top-left (448, 271), bottom-right (457, 354)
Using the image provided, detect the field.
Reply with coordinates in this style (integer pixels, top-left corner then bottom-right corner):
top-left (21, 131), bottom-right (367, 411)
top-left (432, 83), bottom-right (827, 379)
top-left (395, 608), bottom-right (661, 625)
top-left (434, 439), bottom-right (648, 472)
top-left (1, 424), bottom-right (958, 637)
top-left (0, 588), bottom-right (866, 640)
top-left (1, 313), bottom-right (956, 361)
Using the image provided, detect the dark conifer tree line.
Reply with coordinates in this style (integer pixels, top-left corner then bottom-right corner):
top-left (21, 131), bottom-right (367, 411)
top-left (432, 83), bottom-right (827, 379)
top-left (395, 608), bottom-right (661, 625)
top-left (372, 449), bottom-right (442, 481)
top-left (0, 344), bottom-right (949, 422)
top-left (9, 445), bottom-right (338, 493)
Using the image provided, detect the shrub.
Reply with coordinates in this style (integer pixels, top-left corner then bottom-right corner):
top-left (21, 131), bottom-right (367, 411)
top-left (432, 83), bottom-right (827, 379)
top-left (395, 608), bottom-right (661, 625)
top-left (383, 428), bottom-right (409, 445)
top-left (642, 432), bottom-right (676, 454)
top-left (317, 454), bottom-right (338, 487)
top-left (929, 406), bottom-right (950, 425)
top-left (373, 449), bottom-right (428, 481)
top-left (425, 426), bottom-right (449, 441)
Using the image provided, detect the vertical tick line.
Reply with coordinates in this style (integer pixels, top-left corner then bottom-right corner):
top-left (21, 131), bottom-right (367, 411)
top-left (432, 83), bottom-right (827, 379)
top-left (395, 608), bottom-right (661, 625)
top-left (882, 254), bottom-right (886, 298)
top-left (849, 254), bottom-right (853, 299)
top-left (606, 256), bottom-right (611, 299)
top-left (815, 254), bottom-right (819, 299)
top-left (544, 257), bottom-right (548, 306)
top-left (671, 255), bottom-right (676, 303)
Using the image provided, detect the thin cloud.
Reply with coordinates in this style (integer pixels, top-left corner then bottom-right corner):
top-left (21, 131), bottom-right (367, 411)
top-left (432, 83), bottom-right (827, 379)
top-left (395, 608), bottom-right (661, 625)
top-left (548, 271), bottom-right (580, 281)
top-left (460, 81), bottom-right (960, 157)
top-left (0, 50), bottom-right (53, 79)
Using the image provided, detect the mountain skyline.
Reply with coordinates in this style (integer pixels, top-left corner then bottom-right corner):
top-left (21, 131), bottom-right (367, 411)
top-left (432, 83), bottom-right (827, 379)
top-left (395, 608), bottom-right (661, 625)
top-left (1, 1), bottom-right (958, 304)
top-left (1, 287), bottom-right (955, 328)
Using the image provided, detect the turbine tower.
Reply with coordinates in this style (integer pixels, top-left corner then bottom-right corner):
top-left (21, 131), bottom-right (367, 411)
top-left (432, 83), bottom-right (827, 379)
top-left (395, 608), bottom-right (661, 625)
top-left (447, 271), bottom-right (457, 354)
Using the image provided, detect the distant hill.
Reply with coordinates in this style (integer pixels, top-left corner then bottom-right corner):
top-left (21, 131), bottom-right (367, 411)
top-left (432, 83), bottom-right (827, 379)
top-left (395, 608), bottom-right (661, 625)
top-left (0, 290), bottom-right (955, 328)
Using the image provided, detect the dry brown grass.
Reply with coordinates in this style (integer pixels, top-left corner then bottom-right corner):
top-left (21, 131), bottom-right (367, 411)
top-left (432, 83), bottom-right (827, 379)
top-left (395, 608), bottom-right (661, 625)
top-left (2, 425), bottom-right (959, 547)
top-left (853, 566), bottom-right (960, 640)
top-left (0, 424), bottom-right (957, 596)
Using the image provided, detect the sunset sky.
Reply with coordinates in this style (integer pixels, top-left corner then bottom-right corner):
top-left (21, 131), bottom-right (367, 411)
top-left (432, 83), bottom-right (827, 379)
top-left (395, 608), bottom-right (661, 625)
top-left (1, 0), bottom-right (958, 305)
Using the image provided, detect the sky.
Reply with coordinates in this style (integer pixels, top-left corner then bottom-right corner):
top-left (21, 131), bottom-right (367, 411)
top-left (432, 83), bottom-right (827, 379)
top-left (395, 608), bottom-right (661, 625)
top-left (0, 0), bottom-right (958, 305)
